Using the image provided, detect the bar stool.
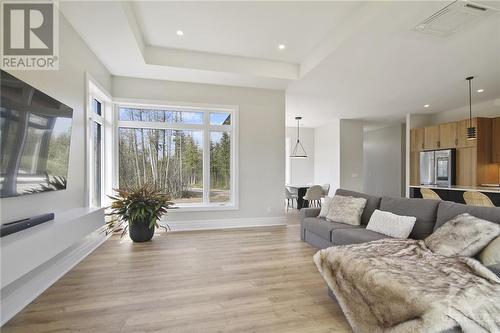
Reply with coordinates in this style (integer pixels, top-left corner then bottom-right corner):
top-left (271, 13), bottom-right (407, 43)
top-left (420, 188), bottom-right (441, 200)
top-left (463, 191), bottom-right (494, 207)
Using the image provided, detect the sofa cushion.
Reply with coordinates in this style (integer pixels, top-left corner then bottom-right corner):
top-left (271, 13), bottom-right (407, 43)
top-left (379, 197), bottom-right (439, 240)
top-left (331, 228), bottom-right (389, 246)
top-left (435, 201), bottom-right (500, 231)
top-left (335, 189), bottom-right (381, 226)
top-left (303, 217), bottom-right (358, 241)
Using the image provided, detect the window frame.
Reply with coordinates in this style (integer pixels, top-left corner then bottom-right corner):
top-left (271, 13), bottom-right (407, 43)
top-left (85, 73), bottom-right (113, 208)
top-left (113, 99), bottom-right (239, 212)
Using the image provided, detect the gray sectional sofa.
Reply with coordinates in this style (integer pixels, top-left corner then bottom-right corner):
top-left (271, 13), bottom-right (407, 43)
top-left (300, 188), bottom-right (500, 277)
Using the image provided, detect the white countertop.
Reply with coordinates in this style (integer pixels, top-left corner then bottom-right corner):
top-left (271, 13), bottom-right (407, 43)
top-left (410, 185), bottom-right (500, 194)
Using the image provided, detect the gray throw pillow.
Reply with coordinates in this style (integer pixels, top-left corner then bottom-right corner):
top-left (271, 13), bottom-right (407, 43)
top-left (425, 213), bottom-right (500, 257)
top-left (326, 195), bottom-right (367, 226)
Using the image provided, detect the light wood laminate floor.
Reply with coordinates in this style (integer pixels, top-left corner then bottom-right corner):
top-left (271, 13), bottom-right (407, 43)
top-left (3, 217), bottom-right (351, 333)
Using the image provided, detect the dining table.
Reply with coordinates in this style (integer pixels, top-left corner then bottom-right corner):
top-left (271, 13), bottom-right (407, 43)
top-left (286, 184), bottom-right (312, 209)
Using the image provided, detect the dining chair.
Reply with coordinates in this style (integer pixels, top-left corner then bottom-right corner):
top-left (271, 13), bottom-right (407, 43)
top-left (285, 188), bottom-right (298, 211)
top-left (303, 185), bottom-right (324, 208)
top-left (420, 188), bottom-right (441, 200)
top-left (463, 191), bottom-right (494, 207)
top-left (321, 184), bottom-right (330, 197)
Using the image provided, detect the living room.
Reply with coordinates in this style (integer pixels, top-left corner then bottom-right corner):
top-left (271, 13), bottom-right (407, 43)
top-left (1, 1), bottom-right (499, 332)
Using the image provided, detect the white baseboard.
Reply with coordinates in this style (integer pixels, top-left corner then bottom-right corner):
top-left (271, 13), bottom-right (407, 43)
top-left (0, 229), bottom-right (108, 326)
top-left (166, 216), bottom-right (287, 232)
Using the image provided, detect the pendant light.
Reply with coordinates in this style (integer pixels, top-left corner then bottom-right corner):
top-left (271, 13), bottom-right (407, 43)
top-left (466, 76), bottom-right (476, 140)
top-left (290, 116), bottom-right (307, 158)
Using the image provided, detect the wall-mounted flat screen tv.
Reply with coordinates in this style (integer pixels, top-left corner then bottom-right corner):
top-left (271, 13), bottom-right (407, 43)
top-left (1, 70), bottom-right (73, 198)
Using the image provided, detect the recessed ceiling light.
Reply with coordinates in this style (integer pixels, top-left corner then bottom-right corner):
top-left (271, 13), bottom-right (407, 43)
top-left (424, 104), bottom-right (430, 108)
top-left (278, 44), bottom-right (286, 50)
top-left (176, 30), bottom-right (184, 36)
top-left (477, 89), bottom-right (484, 93)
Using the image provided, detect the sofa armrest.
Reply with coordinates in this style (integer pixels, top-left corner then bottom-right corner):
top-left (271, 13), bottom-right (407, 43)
top-left (300, 207), bottom-right (321, 219)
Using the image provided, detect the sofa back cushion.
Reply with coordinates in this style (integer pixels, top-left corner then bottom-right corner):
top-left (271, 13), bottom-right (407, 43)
top-left (435, 201), bottom-right (500, 231)
top-left (335, 189), bottom-right (381, 226)
top-left (379, 197), bottom-right (440, 239)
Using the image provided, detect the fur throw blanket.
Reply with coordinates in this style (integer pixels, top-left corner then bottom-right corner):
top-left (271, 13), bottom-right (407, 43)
top-left (313, 239), bottom-right (500, 333)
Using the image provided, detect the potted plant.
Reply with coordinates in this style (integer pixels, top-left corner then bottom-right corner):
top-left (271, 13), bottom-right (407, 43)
top-left (108, 184), bottom-right (173, 242)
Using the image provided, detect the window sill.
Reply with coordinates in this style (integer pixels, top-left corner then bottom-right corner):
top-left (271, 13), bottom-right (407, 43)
top-left (170, 204), bottom-right (238, 212)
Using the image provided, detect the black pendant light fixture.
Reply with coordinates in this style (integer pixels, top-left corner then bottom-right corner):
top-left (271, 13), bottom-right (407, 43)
top-left (466, 76), bottom-right (477, 140)
top-left (290, 116), bottom-right (307, 159)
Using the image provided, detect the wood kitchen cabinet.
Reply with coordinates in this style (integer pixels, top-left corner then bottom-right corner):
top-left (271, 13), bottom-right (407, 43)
top-left (410, 152), bottom-right (420, 185)
top-left (424, 126), bottom-right (440, 150)
top-left (456, 147), bottom-right (477, 186)
top-left (493, 117), bottom-right (500, 163)
top-left (457, 118), bottom-right (477, 148)
top-left (439, 122), bottom-right (458, 148)
top-left (410, 128), bottom-right (424, 152)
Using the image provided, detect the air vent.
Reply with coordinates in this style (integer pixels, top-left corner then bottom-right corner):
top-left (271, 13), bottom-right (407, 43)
top-left (414, 0), bottom-right (498, 37)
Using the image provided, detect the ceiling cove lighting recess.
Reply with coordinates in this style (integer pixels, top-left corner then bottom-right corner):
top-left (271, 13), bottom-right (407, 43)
top-left (477, 89), bottom-right (484, 93)
top-left (176, 30), bottom-right (184, 36)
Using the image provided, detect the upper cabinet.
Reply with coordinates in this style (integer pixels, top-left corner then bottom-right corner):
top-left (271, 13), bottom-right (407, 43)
top-left (410, 128), bottom-right (424, 151)
top-left (493, 117), bottom-right (500, 163)
top-left (457, 118), bottom-right (477, 148)
top-left (439, 122), bottom-right (458, 148)
top-left (424, 125), bottom-right (440, 150)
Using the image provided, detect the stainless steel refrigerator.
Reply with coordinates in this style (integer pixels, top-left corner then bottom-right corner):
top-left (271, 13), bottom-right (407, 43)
top-left (419, 149), bottom-right (456, 186)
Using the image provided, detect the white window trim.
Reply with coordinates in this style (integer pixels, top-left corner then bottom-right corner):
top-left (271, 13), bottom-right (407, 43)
top-left (85, 72), bottom-right (113, 208)
top-left (113, 98), bottom-right (239, 212)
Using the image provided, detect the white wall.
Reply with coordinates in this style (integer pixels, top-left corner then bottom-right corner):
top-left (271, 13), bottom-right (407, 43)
top-left (339, 119), bottom-right (364, 192)
top-left (1, 16), bottom-right (111, 223)
top-left (0, 14), bottom-right (111, 318)
top-left (285, 126), bottom-right (314, 185)
top-left (363, 124), bottom-right (406, 197)
top-left (314, 120), bottom-right (340, 196)
top-left (112, 76), bottom-right (286, 222)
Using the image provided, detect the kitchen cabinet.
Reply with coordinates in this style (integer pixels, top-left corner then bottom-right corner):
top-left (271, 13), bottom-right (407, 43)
top-left (493, 117), bottom-right (500, 163)
top-left (410, 152), bottom-right (420, 185)
top-left (410, 128), bottom-right (424, 152)
top-left (424, 126), bottom-right (440, 150)
top-left (457, 118), bottom-right (477, 148)
top-left (439, 122), bottom-right (458, 148)
top-left (456, 147), bottom-right (477, 186)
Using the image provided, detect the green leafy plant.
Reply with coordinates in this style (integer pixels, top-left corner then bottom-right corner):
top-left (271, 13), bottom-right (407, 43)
top-left (107, 184), bottom-right (174, 237)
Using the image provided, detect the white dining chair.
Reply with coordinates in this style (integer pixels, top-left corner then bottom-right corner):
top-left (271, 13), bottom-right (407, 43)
top-left (285, 188), bottom-right (298, 211)
top-left (303, 185), bottom-right (324, 208)
top-left (321, 184), bottom-right (330, 197)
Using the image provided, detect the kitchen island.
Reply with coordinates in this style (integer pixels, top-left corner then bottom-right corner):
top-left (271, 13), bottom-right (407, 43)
top-left (410, 185), bottom-right (500, 206)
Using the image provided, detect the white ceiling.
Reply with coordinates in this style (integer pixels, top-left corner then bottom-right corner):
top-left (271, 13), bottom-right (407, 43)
top-left (132, 1), bottom-right (359, 63)
top-left (59, 1), bottom-right (500, 127)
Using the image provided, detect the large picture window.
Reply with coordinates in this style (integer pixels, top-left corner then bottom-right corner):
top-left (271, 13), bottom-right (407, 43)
top-left (116, 105), bottom-right (237, 209)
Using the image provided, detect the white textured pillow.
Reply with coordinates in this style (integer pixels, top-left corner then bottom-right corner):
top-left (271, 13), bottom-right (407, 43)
top-left (318, 197), bottom-right (333, 218)
top-left (326, 195), bottom-right (366, 226)
top-left (479, 236), bottom-right (500, 266)
top-left (425, 213), bottom-right (500, 257)
top-left (366, 209), bottom-right (416, 239)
